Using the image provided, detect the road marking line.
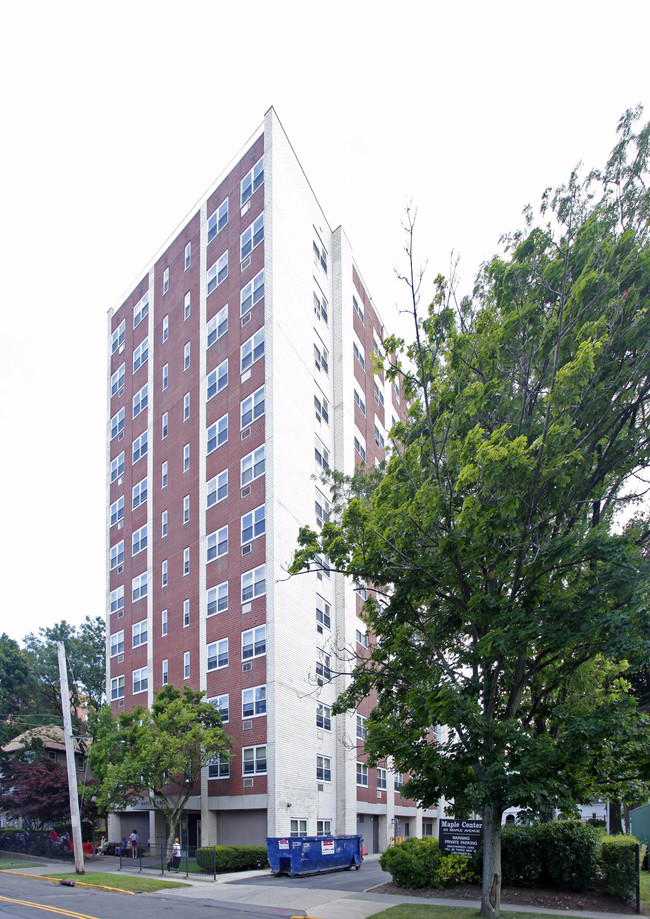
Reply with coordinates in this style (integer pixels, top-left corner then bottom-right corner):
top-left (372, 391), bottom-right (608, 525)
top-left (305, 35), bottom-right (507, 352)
top-left (0, 894), bottom-right (104, 919)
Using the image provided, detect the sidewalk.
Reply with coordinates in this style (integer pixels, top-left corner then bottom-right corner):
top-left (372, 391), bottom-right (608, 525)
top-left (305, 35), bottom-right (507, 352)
top-left (2, 853), bottom-right (639, 919)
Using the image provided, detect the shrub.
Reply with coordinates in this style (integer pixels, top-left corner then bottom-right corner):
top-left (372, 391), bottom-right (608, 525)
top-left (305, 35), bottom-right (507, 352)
top-left (380, 837), bottom-right (443, 889)
top-left (601, 835), bottom-right (639, 901)
top-left (536, 821), bottom-right (601, 890)
top-left (195, 845), bottom-right (268, 873)
top-left (435, 852), bottom-right (478, 886)
top-left (501, 825), bottom-right (542, 884)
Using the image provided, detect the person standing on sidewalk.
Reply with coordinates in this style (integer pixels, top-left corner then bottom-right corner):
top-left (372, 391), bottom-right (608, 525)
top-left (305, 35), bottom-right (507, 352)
top-left (130, 829), bottom-right (138, 858)
top-left (167, 837), bottom-right (181, 872)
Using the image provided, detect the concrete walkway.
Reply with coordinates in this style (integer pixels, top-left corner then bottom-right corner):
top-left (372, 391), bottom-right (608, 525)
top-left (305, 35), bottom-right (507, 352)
top-left (1, 853), bottom-right (640, 919)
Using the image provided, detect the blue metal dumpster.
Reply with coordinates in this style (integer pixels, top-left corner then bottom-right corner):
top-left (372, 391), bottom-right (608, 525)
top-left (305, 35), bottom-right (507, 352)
top-left (266, 835), bottom-right (363, 876)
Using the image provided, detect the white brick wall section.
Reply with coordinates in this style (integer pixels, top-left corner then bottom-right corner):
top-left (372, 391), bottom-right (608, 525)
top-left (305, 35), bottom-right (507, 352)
top-left (105, 309), bottom-right (114, 700)
top-left (198, 202), bottom-right (208, 691)
top-left (146, 267), bottom-right (155, 708)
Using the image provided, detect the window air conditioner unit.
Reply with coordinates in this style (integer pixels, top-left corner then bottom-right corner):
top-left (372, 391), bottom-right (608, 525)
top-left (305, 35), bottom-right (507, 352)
top-left (241, 427), bottom-right (251, 440)
top-left (118, 654), bottom-right (124, 663)
top-left (242, 662), bottom-right (252, 672)
top-left (241, 486), bottom-right (251, 498)
top-left (117, 565), bottom-right (124, 574)
top-left (243, 720), bottom-right (252, 730)
top-left (242, 544), bottom-right (251, 555)
top-left (243, 777), bottom-right (253, 787)
top-left (241, 313), bottom-right (251, 327)
top-left (241, 255), bottom-right (251, 272)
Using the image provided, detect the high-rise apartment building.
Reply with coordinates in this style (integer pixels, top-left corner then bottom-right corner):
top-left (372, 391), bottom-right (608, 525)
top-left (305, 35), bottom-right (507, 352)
top-left (106, 108), bottom-right (443, 852)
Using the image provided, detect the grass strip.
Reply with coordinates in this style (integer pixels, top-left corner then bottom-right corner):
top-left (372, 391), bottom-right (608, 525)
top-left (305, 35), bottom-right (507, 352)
top-left (0, 860), bottom-right (41, 870)
top-left (365, 906), bottom-right (626, 919)
top-left (40, 871), bottom-right (190, 893)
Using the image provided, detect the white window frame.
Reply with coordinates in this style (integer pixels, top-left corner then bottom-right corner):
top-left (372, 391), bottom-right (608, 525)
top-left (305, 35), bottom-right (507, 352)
top-left (183, 598), bottom-right (190, 625)
top-left (184, 243), bottom-right (191, 271)
top-left (183, 546), bottom-right (190, 575)
top-left (132, 619), bottom-right (148, 648)
top-left (207, 359), bottom-right (228, 400)
top-left (133, 383), bottom-right (148, 419)
top-left (241, 385), bottom-right (264, 428)
top-left (207, 414), bottom-right (228, 453)
top-left (132, 430), bottom-right (147, 465)
top-left (184, 651), bottom-right (190, 680)
top-left (316, 594), bottom-right (331, 630)
top-left (110, 675), bottom-right (125, 701)
top-left (111, 363), bottom-right (125, 396)
top-left (207, 304), bottom-right (228, 347)
top-left (241, 445), bottom-right (265, 486)
top-left (242, 684), bottom-right (266, 718)
top-left (207, 251), bottom-right (228, 295)
top-left (110, 630), bottom-right (124, 657)
top-left (183, 392), bottom-right (190, 420)
top-left (241, 504), bottom-right (265, 544)
top-left (242, 625), bottom-right (266, 660)
top-left (133, 337), bottom-right (148, 373)
top-left (162, 460), bottom-right (168, 488)
top-left (132, 524), bottom-right (147, 557)
top-left (183, 494), bottom-right (190, 525)
top-left (207, 581), bottom-right (228, 616)
top-left (241, 564), bottom-right (265, 602)
top-left (110, 585), bottom-right (124, 614)
top-left (207, 525), bottom-right (228, 562)
top-left (207, 638), bottom-right (229, 671)
top-left (207, 199), bottom-right (228, 242)
top-left (184, 341), bottom-right (191, 371)
top-left (208, 693), bottom-right (229, 724)
top-left (240, 156), bottom-right (264, 206)
top-left (242, 744), bottom-right (266, 775)
top-left (317, 755), bottom-right (332, 783)
top-left (111, 407), bottom-right (125, 440)
top-left (110, 452), bottom-right (124, 483)
top-left (316, 702), bottom-right (331, 731)
top-left (110, 495), bottom-right (124, 528)
top-left (110, 541), bottom-right (124, 570)
top-left (357, 762), bottom-right (369, 787)
top-left (132, 572), bottom-right (148, 602)
top-left (240, 268), bottom-right (264, 316)
top-left (162, 267), bottom-right (169, 295)
top-left (132, 476), bottom-right (147, 510)
top-left (240, 327), bottom-right (264, 372)
top-left (207, 470), bottom-right (228, 508)
top-left (111, 319), bottom-right (125, 353)
top-left (133, 292), bottom-right (149, 329)
top-left (240, 212), bottom-right (264, 261)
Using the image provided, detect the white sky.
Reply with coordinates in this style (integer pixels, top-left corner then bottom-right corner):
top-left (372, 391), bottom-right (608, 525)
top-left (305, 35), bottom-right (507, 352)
top-left (1, 0), bottom-right (648, 643)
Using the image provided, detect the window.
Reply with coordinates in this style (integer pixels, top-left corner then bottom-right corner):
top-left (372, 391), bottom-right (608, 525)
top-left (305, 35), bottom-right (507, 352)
top-left (132, 524), bottom-right (147, 557)
top-left (111, 363), bottom-right (125, 396)
top-left (133, 292), bottom-right (149, 329)
top-left (162, 461), bottom-right (168, 488)
top-left (162, 609), bottom-right (168, 636)
top-left (162, 412), bottom-right (168, 439)
top-left (394, 772), bottom-right (404, 791)
top-left (317, 755), bottom-right (331, 782)
top-left (207, 414), bottom-right (228, 453)
top-left (207, 304), bottom-right (228, 347)
top-left (374, 380), bottom-right (385, 407)
top-left (373, 332), bottom-right (384, 362)
top-left (110, 585), bottom-right (124, 614)
top-left (207, 359), bottom-right (228, 400)
top-left (132, 431), bottom-right (147, 465)
top-left (353, 339), bottom-right (365, 370)
top-left (313, 290), bottom-right (328, 324)
top-left (353, 295), bottom-right (365, 324)
top-left (110, 452), bottom-right (124, 483)
top-left (241, 327), bottom-right (264, 372)
top-left (241, 564), bottom-right (265, 601)
top-left (354, 387), bottom-right (366, 416)
top-left (242, 744), bottom-right (266, 775)
top-left (354, 431), bottom-right (367, 462)
top-left (313, 239), bottom-right (328, 273)
top-left (133, 337), bottom-right (148, 373)
top-left (132, 572), bottom-right (148, 602)
top-left (315, 436), bottom-right (330, 470)
top-left (132, 619), bottom-right (148, 648)
top-left (184, 651), bottom-right (190, 680)
top-left (110, 495), bottom-right (124, 528)
top-left (162, 267), bottom-right (169, 295)
top-left (240, 268), bottom-right (264, 316)
top-left (111, 319), bottom-right (125, 353)
top-left (291, 819), bottom-right (307, 837)
top-left (241, 156), bottom-right (264, 205)
top-left (314, 341), bottom-right (329, 374)
top-left (162, 314), bottom-right (169, 342)
top-left (377, 768), bottom-right (387, 790)
top-left (183, 444), bottom-right (190, 472)
top-left (240, 212), bottom-right (264, 261)
top-left (356, 629), bottom-right (369, 649)
top-left (207, 470), bottom-right (228, 507)
top-left (241, 445), bottom-right (265, 486)
top-left (209, 694), bottom-right (229, 723)
top-left (184, 243), bottom-right (191, 271)
top-left (183, 392), bottom-right (190, 420)
top-left (357, 762), bottom-right (369, 787)
top-left (208, 755), bottom-right (230, 779)
top-left (110, 541), bottom-right (124, 570)
top-left (183, 547), bottom-right (190, 575)
top-left (183, 598), bottom-right (190, 625)
top-left (162, 559), bottom-right (168, 586)
top-left (242, 625), bottom-right (266, 659)
top-left (241, 504), bottom-right (265, 543)
top-left (132, 477), bottom-right (147, 510)
top-left (183, 493), bottom-right (190, 524)
top-left (314, 392), bottom-right (329, 424)
top-left (316, 648), bottom-right (331, 681)
top-left (133, 383), bottom-right (148, 419)
top-left (316, 702), bottom-right (331, 731)
top-left (184, 342), bottom-right (190, 370)
top-left (111, 407), bottom-right (125, 440)
top-left (162, 363), bottom-right (168, 390)
top-left (207, 199), bottom-right (228, 242)
top-left (110, 630), bottom-right (124, 657)
top-left (317, 820), bottom-right (332, 837)
top-left (315, 489), bottom-right (330, 528)
top-left (207, 638), bottom-right (228, 671)
top-left (207, 252), bottom-right (228, 295)
top-left (162, 659), bottom-right (168, 685)
top-left (207, 526), bottom-right (228, 561)
top-left (356, 714), bottom-right (368, 740)
top-left (161, 510), bottom-right (168, 537)
top-left (375, 424), bottom-right (385, 449)
top-left (241, 385), bottom-right (264, 428)
top-left (207, 581), bottom-right (228, 616)
top-left (242, 685), bottom-right (266, 718)
top-left (392, 380), bottom-right (401, 404)
top-left (316, 595), bottom-right (331, 630)
top-left (110, 675), bottom-right (125, 701)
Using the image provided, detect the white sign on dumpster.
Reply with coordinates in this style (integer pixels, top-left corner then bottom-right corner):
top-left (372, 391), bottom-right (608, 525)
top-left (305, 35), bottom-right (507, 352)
top-left (321, 839), bottom-right (335, 855)
top-left (279, 839), bottom-right (289, 850)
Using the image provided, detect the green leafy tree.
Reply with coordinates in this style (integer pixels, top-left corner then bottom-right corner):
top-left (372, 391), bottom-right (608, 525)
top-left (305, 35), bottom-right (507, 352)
top-left (0, 634), bottom-right (36, 747)
top-left (291, 108), bottom-right (650, 918)
top-left (89, 685), bottom-right (232, 855)
top-left (23, 616), bottom-right (106, 717)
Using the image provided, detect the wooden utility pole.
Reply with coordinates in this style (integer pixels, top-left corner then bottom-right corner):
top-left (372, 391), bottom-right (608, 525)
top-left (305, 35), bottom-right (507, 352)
top-left (57, 641), bottom-right (85, 874)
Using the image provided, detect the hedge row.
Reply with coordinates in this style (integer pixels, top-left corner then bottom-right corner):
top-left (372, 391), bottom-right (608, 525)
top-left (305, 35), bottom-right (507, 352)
top-left (379, 822), bottom-right (642, 902)
top-left (195, 845), bottom-right (268, 872)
